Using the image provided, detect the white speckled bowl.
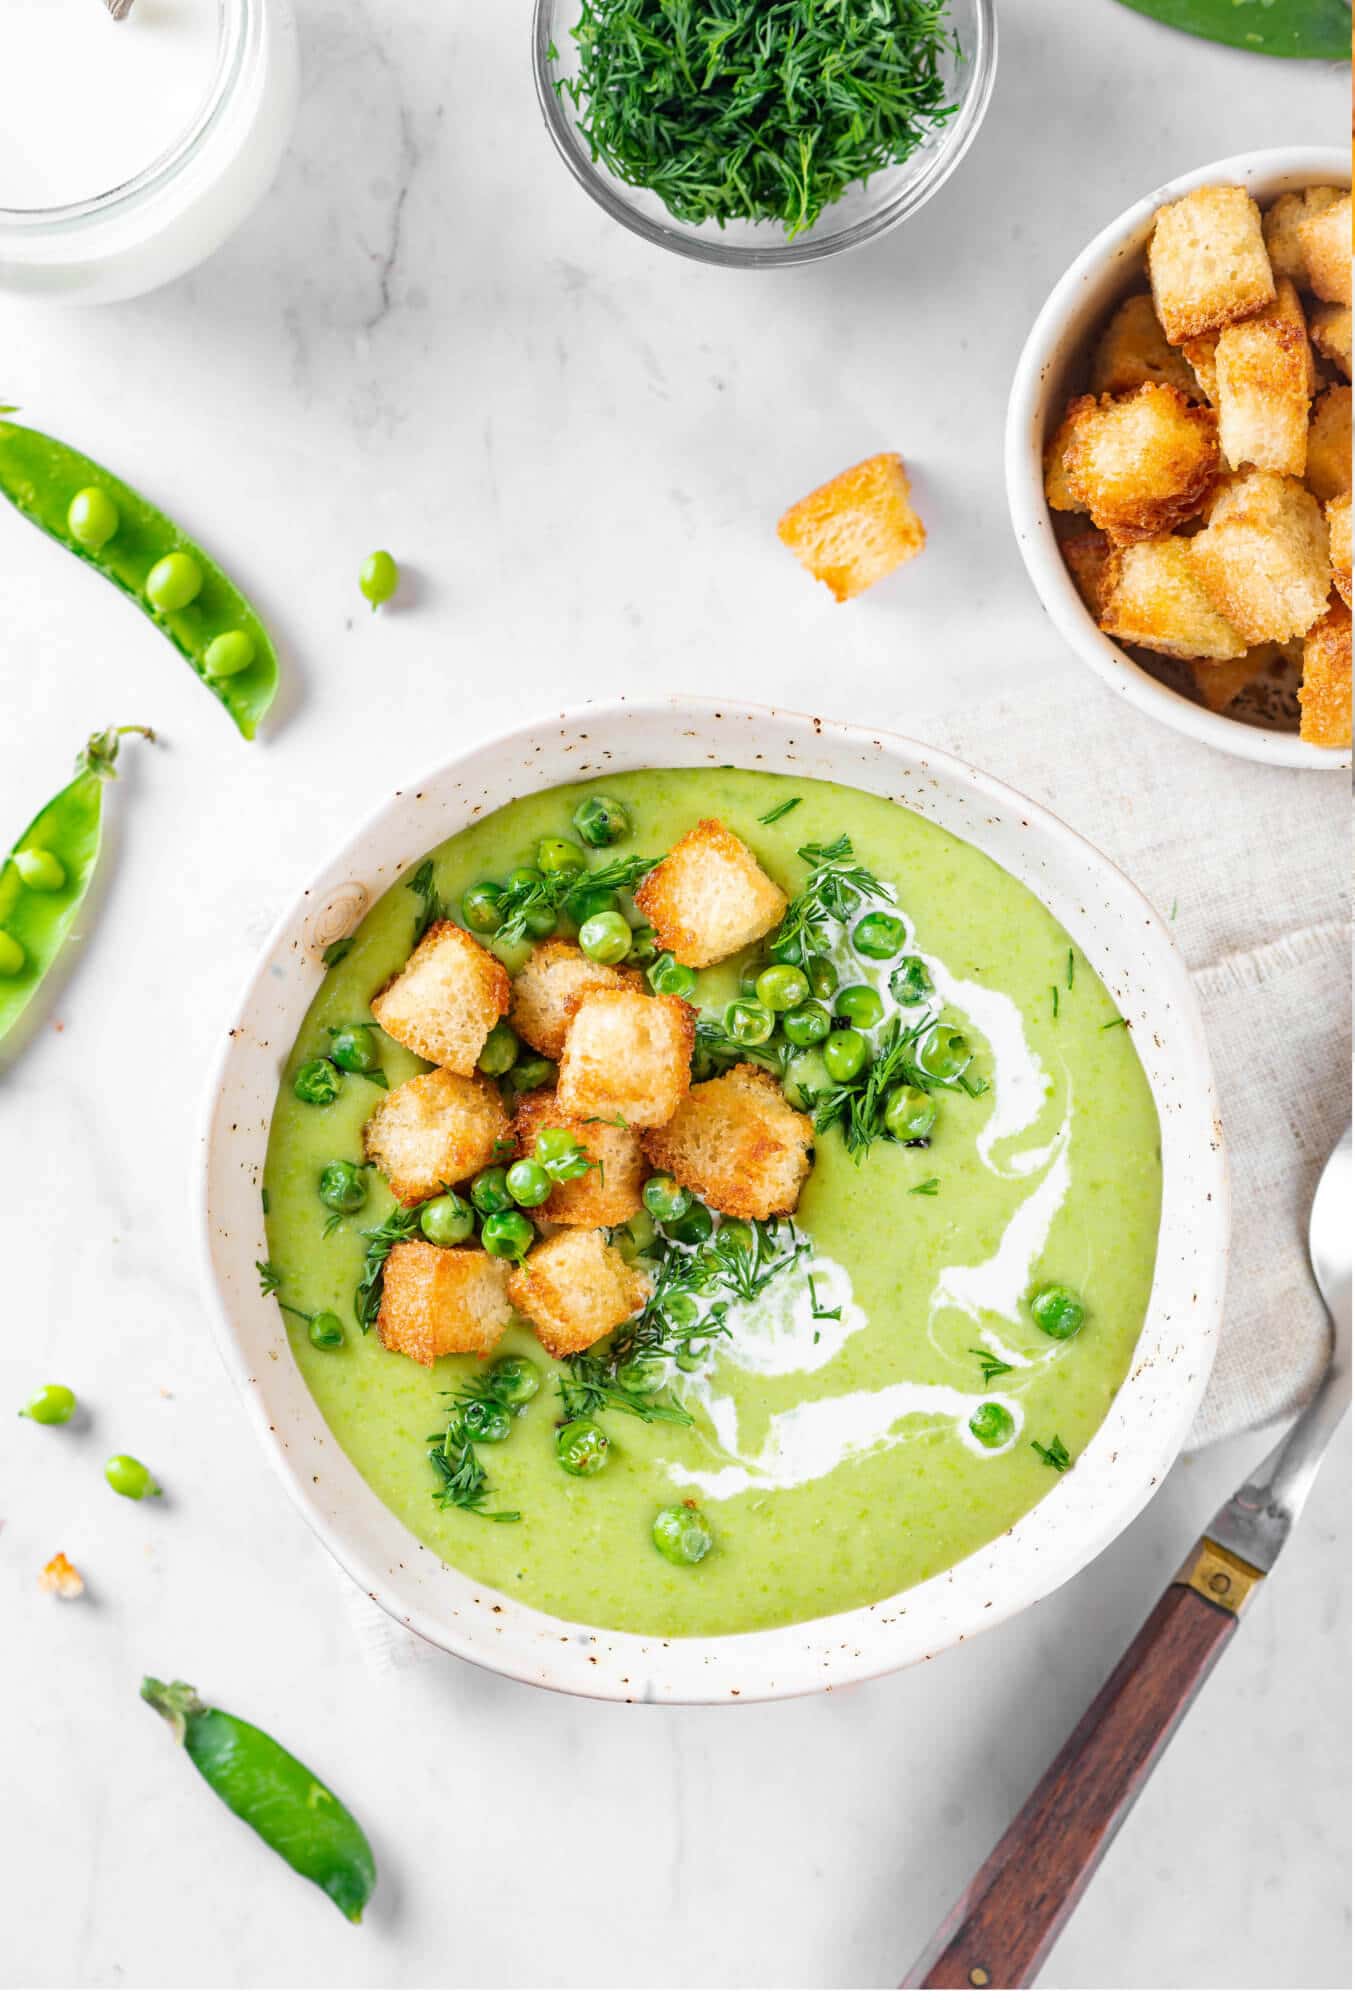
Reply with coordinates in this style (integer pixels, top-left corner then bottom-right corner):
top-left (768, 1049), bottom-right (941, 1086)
top-left (197, 698), bottom-right (1227, 1702)
top-left (1006, 147), bottom-right (1351, 770)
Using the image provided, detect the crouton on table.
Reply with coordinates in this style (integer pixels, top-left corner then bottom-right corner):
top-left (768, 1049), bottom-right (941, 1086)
top-left (1091, 293), bottom-right (1200, 401)
top-left (1061, 387), bottom-right (1220, 543)
top-left (643, 1063), bottom-right (814, 1221)
top-left (363, 1068), bottom-right (511, 1205)
top-left (508, 938), bottom-right (642, 1061)
top-left (378, 1241), bottom-right (511, 1366)
top-left (777, 452), bottom-right (925, 602)
top-left (1188, 470), bottom-right (1332, 645)
top-left (1309, 303), bottom-right (1352, 380)
top-left (1060, 529), bottom-right (1112, 615)
top-left (556, 987), bottom-right (694, 1127)
top-left (1214, 278), bottom-right (1313, 477)
top-left (371, 921), bottom-right (509, 1073)
top-left (513, 1088), bottom-right (649, 1227)
top-left (1298, 194), bottom-right (1352, 307)
top-left (1326, 492), bottom-right (1351, 607)
top-left (1147, 185), bottom-right (1274, 344)
top-left (1097, 537), bottom-right (1246, 661)
top-left (506, 1230), bottom-right (649, 1360)
top-left (1263, 186), bottom-right (1343, 288)
top-left (1299, 598), bottom-right (1352, 748)
top-left (1306, 386), bottom-right (1352, 505)
top-left (635, 818), bottom-right (787, 969)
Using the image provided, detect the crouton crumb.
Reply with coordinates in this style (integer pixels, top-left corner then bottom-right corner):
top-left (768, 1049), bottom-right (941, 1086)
top-left (39, 1553), bottom-right (84, 1600)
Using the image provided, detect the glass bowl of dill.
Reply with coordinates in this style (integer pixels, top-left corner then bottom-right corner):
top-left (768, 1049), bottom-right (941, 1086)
top-left (533, 0), bottom-right (997, 267)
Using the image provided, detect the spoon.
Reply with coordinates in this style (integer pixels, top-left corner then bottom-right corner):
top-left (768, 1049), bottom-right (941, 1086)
top-left (103, 0), bottom-right (136, 18)
top-left (904, 1126), bottom-right (1352, 1990)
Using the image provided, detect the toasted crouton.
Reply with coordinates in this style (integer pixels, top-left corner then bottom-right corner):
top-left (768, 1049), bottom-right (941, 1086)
top-left (377, 1241), bottom-right (511, 1366)
top-left (371, 921), bottom-right (509, 1074)
top-left (1298, 194), bottom-right (1351, 306)
top-left (634, 819), bottom-right (787, 969)
top-left (1309, 303), bottom-right (1352, 379)
top-left (1214, 279), bottom-right (1313, 477)
top-left (1043, 405), bottom-right (1087, 513)
top-left (1298, 598), bottom-right (1352, 748)
top-left (506, 1230), bottom-right (649, 1360)
top-left (1181, 334), bottom-right (1220, 406)
top-left (777, 452), bottom-right (925, 602)
top-left (508, 939), bottom-right (642, 1061)
top-left (1147, 185), bottom-right (1274, 344)
top-left (1091, 293), bottom-right (1200, 401)
top-left (642, 1063), bottom-right (814, 1221)
top-left (1305, 386), bottom-right (1352, 504)
top-left (363, 1068), bottom-right (511, 1204)
top-left (1062, 387), bottom-right (1220, 543)
top-left (1186, 645), bottom-right (1291, 714)
top-left (1327, 493), bottom-right (1351, 606)
top-left (1188, 470), bottom-right (1331, 645)
top-left (556, 988), bottom-right (694, 1127)
top-left (1263, 187), bottom-right (1343, 287)
top-left (1060, 529), bottom-right (1112, 615)
top-left (513, 1089), bottom-right (649, 1227)
top-left (1098, 537), bottom-right (1246, 660)
top-left (39, 1552), bottom-right (85, 1600)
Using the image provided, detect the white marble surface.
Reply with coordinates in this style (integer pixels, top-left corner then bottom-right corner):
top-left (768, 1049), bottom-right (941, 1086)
top-left (2, 0), bottom-right (1350, 1988)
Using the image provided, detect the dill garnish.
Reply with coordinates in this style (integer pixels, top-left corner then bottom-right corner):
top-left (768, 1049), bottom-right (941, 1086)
top-left (1051, 985), bottom-right (1059, 1019)
top-left (809, 1014), bottom-right (980, 1163)
top-left (1066, 949), bottom-right (1075, 990)
top-left (1030, 1435), bottom-right (1072, 1472)
top-left (758, 797), bottom-right (802, 826)
top-left (970, 1347), bottom-right (1012, 1387)
top-left (428, 1411), bottom-right (520, 1521)
top-left (407, 860), bottom-right (446, 945)
top-left (492, 852), bottom-right (658, 948)
top-left (354, 1204), bottom-right (423, 1329)
top-left (910, 1177), bottom-right (940, 1196)
top-left (1101, 1015), bottom-right (1129, 1032)
top-left (559, 1353), bottom-right (693, 1427)
top-left (322, 936), bottom-right (354, 968)
top-left (771, 835), bottom-right (893, 965)
top-left (255, 1259), bottom-right (282, 1296)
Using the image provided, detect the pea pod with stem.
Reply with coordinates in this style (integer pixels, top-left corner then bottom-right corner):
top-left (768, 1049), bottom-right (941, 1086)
top-left (0, 725), bottom-right (153, 1044)
top-left (1110, 0), bottom-right (1351, 59)
top-left (0, 414), bottom-right (278, 739)
top-left (141, 1678), bottom-right (376, 1922)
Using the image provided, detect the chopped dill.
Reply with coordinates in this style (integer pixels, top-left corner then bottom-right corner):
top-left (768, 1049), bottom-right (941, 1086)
top-left (322, 936), bottom-right (354, 968)
top-left (255, 1259), bottom-right (282, 1296)
top-left (1051, 985), bottom-right (1060, 1019)
top-left (910, 1177), bottom-right (940, 1196)
top-left (1101, 1015), bottom-right (1129, 1032)
top-left (758, 797), bottom-right (802, 826)
top-left (1030, 1435), bottom-right (1072, 1472)
top-left (970, 1347), bottom-right (1013, 1387)
top-left (1066, 949), bottom-right (1075, 990)
top-left (407, 859), bottom-right (446, 945)
top-left (354, 1204), bottom-right (423, 1329)
top-left (428, 1411), bottom-right (520, 1521)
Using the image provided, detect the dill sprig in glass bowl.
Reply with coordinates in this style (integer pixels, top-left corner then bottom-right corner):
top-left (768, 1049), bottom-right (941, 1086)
top-left (533, 0), bottom-right (998, 268)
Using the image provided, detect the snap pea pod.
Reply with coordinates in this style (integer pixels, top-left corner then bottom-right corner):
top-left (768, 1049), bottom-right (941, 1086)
top-left (0, 725), bottom-right (153, 1044)
top-left (0, 416), bottom-right (278, 739)
top-left (141, 1678), bottom-right (376, 1923)
top-left (1111, 0), bottom-right (1351, 59)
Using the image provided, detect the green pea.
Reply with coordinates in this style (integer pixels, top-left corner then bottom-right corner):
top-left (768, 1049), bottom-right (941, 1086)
top-left (652, 1502), bottom-right (713, 1565)
top-left (649, 953), bottom-right (697, 999)
top-left (508, 1056), bottom-right (556, 1094)
top-left (535, 1126), bottom-right (580, 1175)
top-left (145, 550), bottom-right (203, 613)
top-left (20, 1383), bottom-right (76, 1425)
top-left (420, 1192), bottom-right (475, 1245)
top-left (563, 881), bottom-right (618, 926)
top-left (461, 881), bottom-right (504, 932)
top-left (13, 846), bottom-right (66, 892)
top-left (537, 836), bottom-right (585, 877)
top-left (556, 1417), bottom-right (610, 1476)
top-left (836, 983), bottom-right (884, 1029)
top-left (572, 796), bottom-right (631, 848)
top-left (918, 1024), bottom-right (972, 1082)
top-left (580, 911), bottom-right (633, 964)
top-left (489, 1355), bottom-right (541, 1406)
top-left (724, 999), bottom-right (774, 1047)
top-left (470, 1167), bottom-right (513, 1215)
top-left (643, 1173), bottom-right (692, 1223)
top-left (0, 932), bottom-right (26, 977)
top-left (805, 954), bottom-right (837, 1000)
top-left (67, 486), bottom-right (119, 550)
top-left (318, 1160), bottom-right (366, 1213)
top-left (506, 1158), bottom-right (552, 1208)
top-left (328, 1025), bottom-right (382, 1075)
top-left (765, 939), bottom-right (802, 966)
top-left (616, 1354), bottom-right (667, 1395)
top-left (359, 549), bottom-right (399, 609)
top-left (293, 1057), bottom-right (341, 1105)
top-left (884, 1086), bottom-right (937, 1143)
top-left (505, 863), bottom-right (544, 896)
top-left (478, 1020), bottom-right (520, 1076)
top-left (852, 911), bottom-right (907, 961)
top-left (308, 1312), bottom-right (345, 1352)
top-left (665, 1293), bottom-right (702, 1330)
top-left (890, 956), bottom-right (932, 1006)
top-left (481, 1210), bottom-right (535, 1261)
top-left (675, 1339), bottom-right (709, 1374)
top-left (105, 1452), bottom-right (160, 1500)
top-left (625, 925), bottom-right (658, 969)
top-left (823, 1028), bottom-right (869, 1082)
top-left (1029, 1284), bottom-right (1086, 1340)
top-left (459, 1396), bottom-right (512, 1443)
top-left (665, 1203), bottom-right (713, 1247)
top-left (203, 630), bottom-right (256, 680)
top-left (783, 1000), bottom-right (832, 1048)
top-left (613, 1208), bottom-right (658, 1263)
top-left (783, 1048), bottom-right (831, 1111)
top-left (756, 964), bottom-right (810, 1013)
top-left (969, 1402), bottom-right (1015, 1449)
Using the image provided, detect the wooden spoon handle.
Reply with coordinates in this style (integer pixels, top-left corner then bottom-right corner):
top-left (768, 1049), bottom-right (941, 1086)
top-left (903, 1542), bottom-right (1263, 1990)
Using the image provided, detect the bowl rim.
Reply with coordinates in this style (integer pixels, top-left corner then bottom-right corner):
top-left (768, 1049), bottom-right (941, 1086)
top-left (1005, 145), bottom-right (1352, 771)
top-left (195, 695), bottom-right (1229, 1703)
top-left (530, 0), bottom-right (999, 269)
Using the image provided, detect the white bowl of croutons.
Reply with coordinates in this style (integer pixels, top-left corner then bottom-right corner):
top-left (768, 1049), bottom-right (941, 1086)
top-left (1007, 149), bottom-right (1351, 767)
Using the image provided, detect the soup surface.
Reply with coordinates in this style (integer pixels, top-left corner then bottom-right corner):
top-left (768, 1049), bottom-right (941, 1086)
top-left (263, 770), bottom-right (1162, 1636)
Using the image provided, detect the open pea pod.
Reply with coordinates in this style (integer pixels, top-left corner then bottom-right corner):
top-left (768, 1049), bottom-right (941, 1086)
top-left (1111, 0), bottom-right (1351, 58)
top-left (0, 725), bottom-right (152, 1044)
top-left (0, 416), bottom-right (278, 739)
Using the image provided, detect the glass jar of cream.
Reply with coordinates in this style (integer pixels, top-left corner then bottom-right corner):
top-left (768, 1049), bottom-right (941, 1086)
top-left (0, 0), bottom-right (299, 305)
